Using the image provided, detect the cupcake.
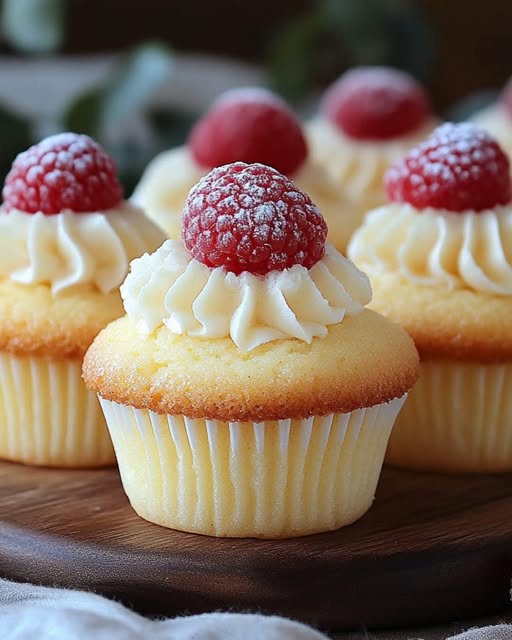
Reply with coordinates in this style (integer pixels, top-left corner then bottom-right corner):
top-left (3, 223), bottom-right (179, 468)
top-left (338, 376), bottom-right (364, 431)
top-left (307, 66), bottom-right (436, 217)
top-left (84, 161), bottom-right (418, 538)
top-left (0, 133), bottom-right (166, 467)
top-left (348, 122), bottom-right (512, 473)
top-left (132, 87), bottom-right (358, 252)
top-left (472, 77), bottom-right (512, 160)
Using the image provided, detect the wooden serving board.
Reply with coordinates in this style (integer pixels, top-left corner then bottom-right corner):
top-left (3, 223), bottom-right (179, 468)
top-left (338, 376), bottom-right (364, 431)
top-left (0, 460), bottom-right (511, 631)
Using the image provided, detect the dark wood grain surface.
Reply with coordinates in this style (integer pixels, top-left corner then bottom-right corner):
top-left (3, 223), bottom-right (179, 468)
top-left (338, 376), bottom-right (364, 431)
top-left (0, 461), bottom-right (511, 631)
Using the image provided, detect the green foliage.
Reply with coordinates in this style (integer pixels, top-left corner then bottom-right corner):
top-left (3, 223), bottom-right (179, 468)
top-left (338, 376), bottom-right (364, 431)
top-left (268, 12), bottom-right (326, 104)
top-left (61, 90), bottom-right (104, 140)
top-left (1, 0), bottom-right (64, 53)
top-left (61, 42), bottom-right (180, 193)
top-left (147, 107), bottom-right (198, 149)
top-left (446, 91), bottom-right (500, 123)
top-left (63, 42), bottom-right (174, 138)
top-left (268, 0), bottom-right (435, 105)
top-left (108, 106), bottom-right (198, 197)
top-left (324, 0), bottom-right (393, 63)
top-left (0, 0), bottom-right (450, 193)
top-left (0, 37), bottom-right (182, 190)
top-left (0, 106), bottom-right (32, 179)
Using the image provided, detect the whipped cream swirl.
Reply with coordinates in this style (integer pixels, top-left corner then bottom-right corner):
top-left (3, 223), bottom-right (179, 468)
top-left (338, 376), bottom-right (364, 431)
top-left (121, 240), bottom-right (372, 351)
top-left (131, 147), bottom-right (206, 239)
top-left (472, 105), bottom-right (512, 157)
top-left (348, 203), bottom-right (512, 295)
top-left (0, 203), bottom-right (165, 294)
top-left (306, 118), bottom-right (437, 211)
top-left (293, 161), bottom-right (360, 251)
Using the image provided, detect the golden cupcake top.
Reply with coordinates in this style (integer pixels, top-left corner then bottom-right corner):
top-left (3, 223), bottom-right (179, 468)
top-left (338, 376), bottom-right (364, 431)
top-left (122, 162), bottom-right (372, 351)
top-left (0, 133), bottom-right (165, 295)
top-left (85, 162), bottom-right (419, 419)
top-left (349, 123), bottom-right (512, 296)
top-left (132, 87), bottom-right (356, 251)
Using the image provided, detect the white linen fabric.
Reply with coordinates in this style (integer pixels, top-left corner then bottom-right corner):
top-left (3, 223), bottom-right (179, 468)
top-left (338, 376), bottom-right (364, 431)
top-left (449, 626), bottom-right (512, 640)
top-left (0, 578), bottom-right (511, 640)
top-left (0, 578), bottom-right (328, 639)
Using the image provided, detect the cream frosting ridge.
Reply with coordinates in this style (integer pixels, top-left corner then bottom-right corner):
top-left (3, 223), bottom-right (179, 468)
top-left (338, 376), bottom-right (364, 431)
top-left (472, 105), bottom-right (512, 155)
top-left (0, 203), bottom-right (165, 294)
top-left (348, 203), bottom-right (512, 295)
top-left (131, 147), bottom-right (207, 239)
top-left (306, 118), bottom-right (437, 210)
top-left (292, 161), bottom-right (359, 251)
top-left (121, 239), bottom-right (372, 351)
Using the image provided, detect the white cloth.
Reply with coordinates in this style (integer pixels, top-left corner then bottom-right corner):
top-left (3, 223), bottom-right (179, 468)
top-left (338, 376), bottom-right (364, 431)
top-left (0, 578), bottom-right (328, 639)
top-left (0, 578), bottom-right (511, 640)
top-left (449, 627), bottom-right (512, 640)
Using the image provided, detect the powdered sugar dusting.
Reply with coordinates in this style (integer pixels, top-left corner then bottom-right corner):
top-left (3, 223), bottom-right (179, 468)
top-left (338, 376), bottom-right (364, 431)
top-left (321, 66), bottom-right (430, 140)
top-left (182, 162), bottom-right (327, 275)
top-left (2, 132), bottom-right (122, 214)
top-left (385, 122), bottom-right (511, 212)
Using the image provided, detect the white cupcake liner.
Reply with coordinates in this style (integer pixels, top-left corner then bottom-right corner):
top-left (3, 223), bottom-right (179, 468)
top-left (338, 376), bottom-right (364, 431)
top-left (0, 351), bottom-right (115, 467)
top-left (100, 395), bottom-right (406, 538)
top-left (386, 360), bottom-right (512, 472)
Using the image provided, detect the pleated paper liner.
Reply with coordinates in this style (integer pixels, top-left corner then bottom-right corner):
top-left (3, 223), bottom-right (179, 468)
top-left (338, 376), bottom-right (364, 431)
top-left (0, 351), bottom-right (115, 467)
top-left (100, 395), bottom-right (406, 538)
top-left (386, 360), bottom-right (512, 472)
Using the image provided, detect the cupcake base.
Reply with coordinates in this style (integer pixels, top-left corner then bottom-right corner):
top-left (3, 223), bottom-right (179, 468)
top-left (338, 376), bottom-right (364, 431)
top-left (100, 396), bottom-right (406, 538)
top-left (0, 351), bottom-right (115, 467)
top-left (386, 360), bottom-right (512, 472)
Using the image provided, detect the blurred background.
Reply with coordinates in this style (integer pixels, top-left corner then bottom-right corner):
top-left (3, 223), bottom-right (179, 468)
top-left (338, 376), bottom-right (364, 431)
top-left (0, 0), bottom-right (511, 192)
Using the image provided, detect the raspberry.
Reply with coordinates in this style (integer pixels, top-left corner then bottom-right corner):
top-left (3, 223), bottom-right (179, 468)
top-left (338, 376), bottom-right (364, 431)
top-left (385, 123), bottom-right (511, 212)
top-left (2, 132), bottom-right (123, 214)
top-left (187, 88), bottom-right (308, 177)
top-left (182, 162), bottom-right (327, 275)
top-left (320, 67), bottom-right (430, 140)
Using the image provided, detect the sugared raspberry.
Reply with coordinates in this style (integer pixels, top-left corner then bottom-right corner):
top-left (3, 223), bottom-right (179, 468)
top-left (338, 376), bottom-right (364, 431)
top-left (320, 67), bottom-right (431, 140)
top-left (2, 132), bottom-right (123, 214)
top-left (385, 123), bottom-right (511, 212)
top-left (187, 88), bottom-right (308, 176)
top-left (182, 162), bottom-right (327, 275)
